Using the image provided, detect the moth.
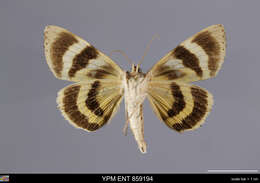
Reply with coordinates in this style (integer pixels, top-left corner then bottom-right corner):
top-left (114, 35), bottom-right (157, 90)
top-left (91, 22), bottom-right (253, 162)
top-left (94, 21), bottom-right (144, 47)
top-left (44, 24), bottom-right (226, 153)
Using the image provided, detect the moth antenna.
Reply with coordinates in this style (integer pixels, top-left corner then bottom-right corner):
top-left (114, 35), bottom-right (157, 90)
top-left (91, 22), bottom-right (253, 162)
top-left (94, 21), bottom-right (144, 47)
top-left (137, 34), bottom-right (160, 67)
top-left (109, 49), bottom-right (133, 65)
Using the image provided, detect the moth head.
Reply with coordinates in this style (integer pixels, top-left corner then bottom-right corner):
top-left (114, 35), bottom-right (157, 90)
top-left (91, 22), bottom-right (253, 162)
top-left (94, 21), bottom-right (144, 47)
top-left (131, 64), bottom-right (142, 74)
top-left (126, 64), bottom-right (144, 79)
top-left (110, 34), bottom-right (159, 78)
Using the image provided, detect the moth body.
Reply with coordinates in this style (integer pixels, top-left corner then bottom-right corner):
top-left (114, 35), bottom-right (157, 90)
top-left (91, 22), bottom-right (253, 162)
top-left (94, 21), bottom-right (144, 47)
top-left (123, 65), bottom-right (148, 153)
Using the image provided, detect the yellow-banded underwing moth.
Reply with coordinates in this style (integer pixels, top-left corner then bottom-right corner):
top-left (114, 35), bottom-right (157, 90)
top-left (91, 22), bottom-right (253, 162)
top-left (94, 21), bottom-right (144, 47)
top-left (44, 24), bottom-right (226, 153)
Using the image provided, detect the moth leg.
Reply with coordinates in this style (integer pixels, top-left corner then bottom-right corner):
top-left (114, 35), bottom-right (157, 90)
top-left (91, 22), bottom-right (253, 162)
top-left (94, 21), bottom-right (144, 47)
top-left (123, 106), bottom-right (129, 136)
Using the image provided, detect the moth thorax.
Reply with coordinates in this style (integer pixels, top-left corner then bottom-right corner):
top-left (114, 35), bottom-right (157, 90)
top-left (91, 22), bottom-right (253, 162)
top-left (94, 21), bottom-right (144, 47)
top-left (125, 69), bottom-right (148, 102)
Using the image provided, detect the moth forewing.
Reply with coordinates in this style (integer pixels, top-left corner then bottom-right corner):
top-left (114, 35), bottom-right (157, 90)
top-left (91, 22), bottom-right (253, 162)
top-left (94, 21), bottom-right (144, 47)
top-left (148, 24), bottom-right (226, 83)
top-left (44, 25), bottom-right (123, 82)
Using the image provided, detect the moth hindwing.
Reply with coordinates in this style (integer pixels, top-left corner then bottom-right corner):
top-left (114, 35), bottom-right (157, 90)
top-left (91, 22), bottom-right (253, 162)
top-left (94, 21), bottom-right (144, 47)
top-left (57, 81), bottom-right (123, 131)
top-left (147, 81), bottom-right (213, 132)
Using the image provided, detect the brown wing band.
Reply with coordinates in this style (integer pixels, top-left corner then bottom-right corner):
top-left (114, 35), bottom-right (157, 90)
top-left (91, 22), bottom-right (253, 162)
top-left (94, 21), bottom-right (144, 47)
top-left (192, 31), bottom-right (221, 77)
top-left (85, 81), bottom-right (104, 116)
top-left (63, 85), bottom-right (100, 131)
top-left (167, 82), bottom-right (186, 117)
top-left (50, 32), bottom-right (78, 77)
top-left (68, 45), bottom-right (99, 78)
top-left (173, 46), bottom-right (203, 77)
top-left (172, 86), bottom-right (208, 131)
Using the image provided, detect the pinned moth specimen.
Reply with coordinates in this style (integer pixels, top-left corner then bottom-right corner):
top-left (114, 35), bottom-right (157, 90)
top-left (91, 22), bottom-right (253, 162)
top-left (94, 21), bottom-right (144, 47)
top-left (44, 24), bottom-right (226, 153)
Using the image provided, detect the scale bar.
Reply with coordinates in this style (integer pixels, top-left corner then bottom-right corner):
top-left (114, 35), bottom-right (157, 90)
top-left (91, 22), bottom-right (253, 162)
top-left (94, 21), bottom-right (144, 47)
top-left (208, 170), bottom-right (258, 173)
